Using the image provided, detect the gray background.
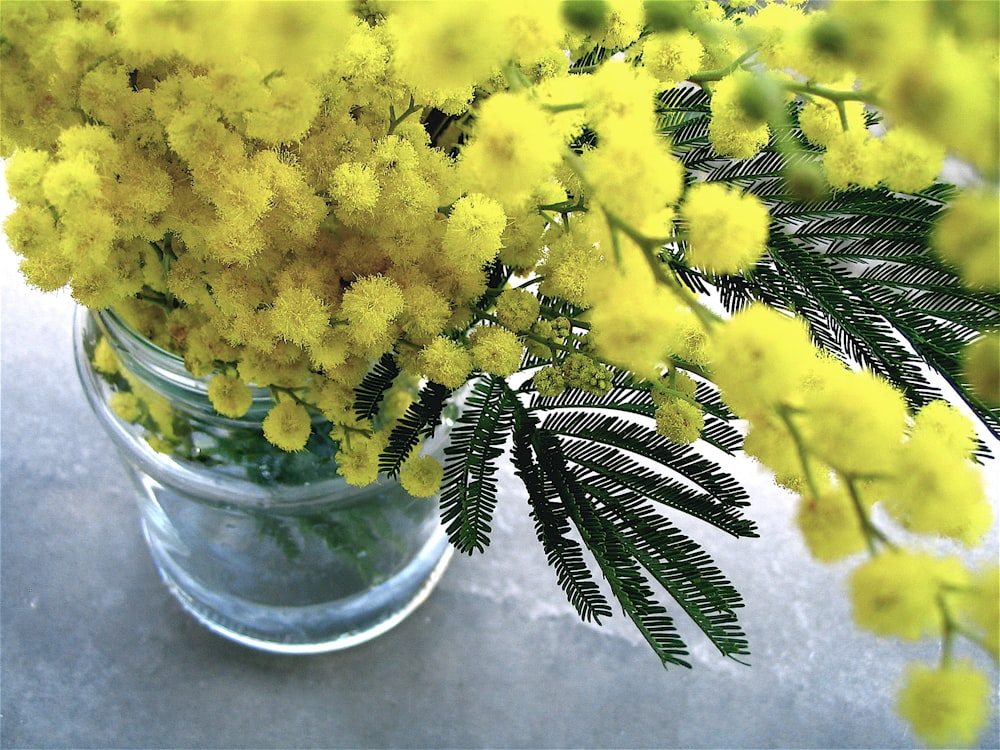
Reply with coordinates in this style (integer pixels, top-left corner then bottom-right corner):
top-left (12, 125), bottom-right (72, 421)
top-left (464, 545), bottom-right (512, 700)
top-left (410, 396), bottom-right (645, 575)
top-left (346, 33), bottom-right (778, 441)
top-left (2, 182), bottom-right (998, 748)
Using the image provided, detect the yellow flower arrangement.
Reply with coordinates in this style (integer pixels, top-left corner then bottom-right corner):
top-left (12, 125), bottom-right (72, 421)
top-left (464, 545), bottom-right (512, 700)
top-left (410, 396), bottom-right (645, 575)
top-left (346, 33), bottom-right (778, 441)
top-left (2, 1), bottom-right (998, 745)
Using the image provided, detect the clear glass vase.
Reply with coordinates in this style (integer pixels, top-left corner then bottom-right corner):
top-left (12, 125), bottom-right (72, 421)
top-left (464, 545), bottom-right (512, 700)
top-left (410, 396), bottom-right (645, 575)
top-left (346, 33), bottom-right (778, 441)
top-left (73, 307), bottom-right (453, 653)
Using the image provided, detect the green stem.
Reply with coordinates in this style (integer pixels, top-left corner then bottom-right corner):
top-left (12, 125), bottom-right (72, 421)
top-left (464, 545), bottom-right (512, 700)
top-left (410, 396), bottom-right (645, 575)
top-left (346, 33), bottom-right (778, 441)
top-left (136, 286), bottom-right (174, 312)
top-left (537, 198), bottom-right (588, 213)
top-left (937, 591), bottom-right (957, 668)
top-left (687, 49), bottom-right (758, 84)
top-left (835, 101), bottom-right (850, 131)
top-left (396, 338), bottom-right (422, 351)
top-left (843, 477), bottom-right (896, 555)
top-left (516, 276), bottom-right (544, 290)
top-left (387, 95), bottom-right (422, 136)
top-left (538, 304), bottom-right (591, 331)
top-left (603, 209), bottom-right (721, 332)
top-left (542, 101), bottom-right (586, 114)
top-left (269, 385), bottom-right (312, 408)
top-left (647, 377), bottom-right (702, 410)
top-left (503, 65), bottom-right (533, 92)
top-left (776, 405), bottom-right (824, 501)
top-left (781, 80), bottom-right (878, 104)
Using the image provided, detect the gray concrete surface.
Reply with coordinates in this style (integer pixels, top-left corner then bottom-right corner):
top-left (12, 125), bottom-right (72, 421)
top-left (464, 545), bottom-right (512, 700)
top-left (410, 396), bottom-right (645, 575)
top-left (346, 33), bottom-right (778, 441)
top-left (2, 190), bottom-right (998, 748)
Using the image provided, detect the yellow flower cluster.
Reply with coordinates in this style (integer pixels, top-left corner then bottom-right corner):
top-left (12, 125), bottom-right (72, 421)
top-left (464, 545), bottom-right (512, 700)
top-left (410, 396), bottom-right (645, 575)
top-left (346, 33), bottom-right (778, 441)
top-left (897, 660), bottom-right (991, 748)
top-left (3, 2), bottom-right (997, 742)
top-left (710, 301), bottom-right (997, 746)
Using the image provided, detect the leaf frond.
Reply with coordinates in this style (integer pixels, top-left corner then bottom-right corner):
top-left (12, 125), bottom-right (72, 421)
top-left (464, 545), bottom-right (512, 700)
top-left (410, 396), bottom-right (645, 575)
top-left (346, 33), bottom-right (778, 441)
top-left (379, 381), bottom-right (453, 477)
top-left (439, 377), bottom-right (518, 553)
top-left (353, 352), bottom-right (399, 422)
top-left (584, 483), bottom-right (750, 660)
top-left (533, 429), bottom-right (693, 667)
top-left (512, 408), bottom-right (614, 623)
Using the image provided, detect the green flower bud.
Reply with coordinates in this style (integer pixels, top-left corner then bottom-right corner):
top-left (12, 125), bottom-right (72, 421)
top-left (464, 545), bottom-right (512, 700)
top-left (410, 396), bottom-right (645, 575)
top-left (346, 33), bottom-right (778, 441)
top-left (644, 0), bottom-right (695, 32)
top-left (809, 16), bottom-right (850, 58)
top-left (784, 161), bottom-right (828, 203)
top-left (562, 0), bottom-right (609, 34)
top-left (735, 74), bottom-right (784, 126)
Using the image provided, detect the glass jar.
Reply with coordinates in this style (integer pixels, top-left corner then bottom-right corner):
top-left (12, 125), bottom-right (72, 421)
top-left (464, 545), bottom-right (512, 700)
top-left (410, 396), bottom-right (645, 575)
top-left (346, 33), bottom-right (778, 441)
top-left (73, 307), bottom-right (453, 653)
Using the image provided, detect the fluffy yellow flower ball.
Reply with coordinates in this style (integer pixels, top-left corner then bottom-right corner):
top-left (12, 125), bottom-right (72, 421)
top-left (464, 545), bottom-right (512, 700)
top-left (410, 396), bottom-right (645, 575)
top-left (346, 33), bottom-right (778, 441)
top-left (335, 431), bottom-right (388, 487)
top-left (822, 130), bottom-right (883, 190)
top-left (419, 337), bottom-right (474, 389)
top-left (708, 71), bottom-right (771, 159)
top-left (587, 259), bottom-right (688, 377)
top-left (400, 455), bottom-right (444, 498)
top-left (797, 98), bottom-right (866, 148)
top-left (795, 486), bottom-right (867, 562)
top-left (653, 399), bottom-right (704, 444)
top-left (880, 126), bottom-right (945, 194)
top-left (495, 288), bottom-right (541, 333)
top-left (641, 30), bottom-right (704, 88)
top-left (469, 326), bottom-right (524, 378)
top-left (269, 286), bottom-right (331, 350)
top-left (849, 551), bottom-right (967, 640)
top-left (932, 191), bottom-right (1000, 290)
top-left (460, 92), bottom-right (565, 210)
top-left (897, 661), bottom-right (990, 748)
top-left (962, 332), bottom-right (1000, 408)
top-left (262, 400), bottom-right (312, 452)
top-left (882, 436), bottom-right (991, 546)
top-left (387, 0), bottom-right (507, 105)
top-left (537, 222), bottom-right (603, 307)
top-left (709, 303), bottom-right (817, 418)
top-left (442, 193), bottom-right (508, 268)
top-left (799, 367), bottom-right (908, 477)
top-left (341, 275), bottom-right (406, 354)
top-left (330, 162), bottom-right (382, 226)
top-left (680, 181), bottom-right (770, 275)
top-left (207, 374), bottom-right (254, 419)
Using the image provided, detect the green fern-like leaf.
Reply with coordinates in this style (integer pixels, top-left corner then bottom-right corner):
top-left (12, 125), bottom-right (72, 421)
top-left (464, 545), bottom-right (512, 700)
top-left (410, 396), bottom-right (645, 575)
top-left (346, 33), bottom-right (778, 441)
top-left (545, 411), bottom-right (753, 517)
top-left (532, 429), bottom-right (695, 667)
top-left (659, 89), bottom-right (1000, 436)
top-left (584, 483), bottom-right (750, 661)
top-left (512, 408), bottom-right (614, 623)
top-left (379, 381), bottom-right (453, 477)
top-left (529, 367), bottom-right (744, 455)
top-left (257, 516), bottom-right (302, 560)
top-left (439, 376), bottom-right (518, 553)
top-left (354, 352), bottom-right (399, 422)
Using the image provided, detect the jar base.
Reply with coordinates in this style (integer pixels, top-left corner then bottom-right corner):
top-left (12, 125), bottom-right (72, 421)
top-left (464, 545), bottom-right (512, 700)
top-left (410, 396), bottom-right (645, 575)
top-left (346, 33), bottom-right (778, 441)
top-left (143, 520), bottom-right (455, 654)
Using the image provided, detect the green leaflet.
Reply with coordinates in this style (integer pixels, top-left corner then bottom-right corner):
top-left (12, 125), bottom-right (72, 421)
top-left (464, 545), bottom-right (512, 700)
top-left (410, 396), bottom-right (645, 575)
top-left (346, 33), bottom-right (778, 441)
top-left (513, 408), bottom-right (614, 625)
top-left (439, 377), bottom-right (518, 553)
top-left (443, 374), bottom-right (756, 668)
top-left (354, 352), bottom-right (400, 423)
top-left (378, 381), bottom-right (453, 477)
top-left (662, 88), bottom-right (1000, 437)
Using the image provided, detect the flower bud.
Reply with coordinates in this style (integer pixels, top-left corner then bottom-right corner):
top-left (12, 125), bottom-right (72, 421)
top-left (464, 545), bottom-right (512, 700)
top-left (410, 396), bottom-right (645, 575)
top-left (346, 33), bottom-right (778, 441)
top-left (562, 0), bottom-right (609, 34)
top-left (783, 161), bottom-right (828, 203)
top-left (735, 74), bottom-right (784, 126)
top-left (644, 0), bottom-right (695, 32)
top-left (809, 16), bottom-right (850, 58)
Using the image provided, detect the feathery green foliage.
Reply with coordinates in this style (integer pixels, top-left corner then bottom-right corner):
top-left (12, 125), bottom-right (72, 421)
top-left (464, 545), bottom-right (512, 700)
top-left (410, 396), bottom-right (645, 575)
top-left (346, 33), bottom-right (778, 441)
top-left (660, 87), bottom-right (1000, 436)
top-left (379, 381), bottom-right (453, 477)
top-left (439, 376), bottom-right (518, 553)
top-left (354, 85), bottom-right (1000, 673)
top-left (354, 352), bottom-right (400, 423)
top-left (440, 368), bottom-right (756, 668)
